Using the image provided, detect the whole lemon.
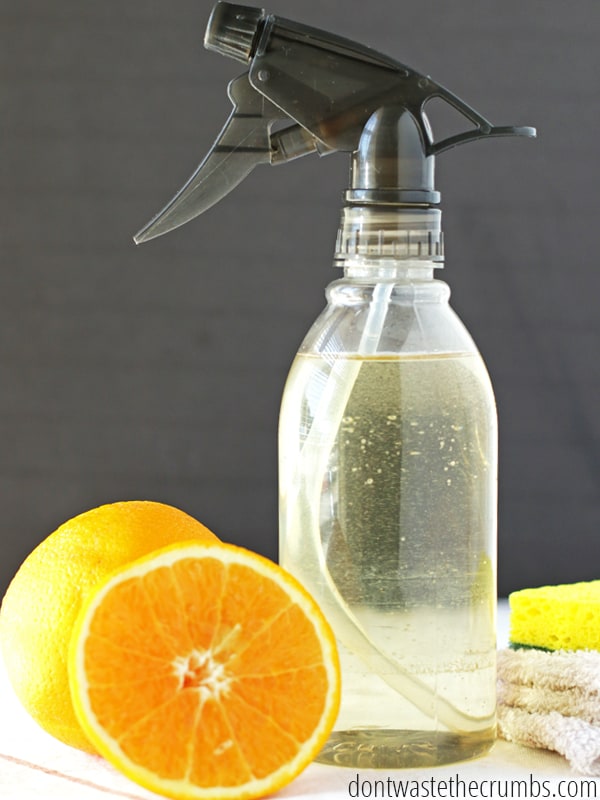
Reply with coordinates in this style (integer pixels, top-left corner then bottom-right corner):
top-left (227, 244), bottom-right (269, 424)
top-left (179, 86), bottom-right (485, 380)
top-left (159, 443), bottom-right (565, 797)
top-left (0, 500), bottom-right (218, 752)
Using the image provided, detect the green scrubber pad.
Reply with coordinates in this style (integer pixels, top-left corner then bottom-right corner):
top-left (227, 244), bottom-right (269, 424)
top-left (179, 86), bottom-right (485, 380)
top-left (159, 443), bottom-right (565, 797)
top-left (509, 580), bottom-right (600, 651)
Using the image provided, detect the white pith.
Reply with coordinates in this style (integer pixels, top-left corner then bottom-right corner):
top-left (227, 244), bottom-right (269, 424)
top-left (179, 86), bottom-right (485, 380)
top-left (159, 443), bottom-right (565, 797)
top-left (172, 649), bottom-right (233, 701)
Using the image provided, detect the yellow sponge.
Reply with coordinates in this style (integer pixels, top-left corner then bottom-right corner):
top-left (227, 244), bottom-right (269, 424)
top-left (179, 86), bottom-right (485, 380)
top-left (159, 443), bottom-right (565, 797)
top-left (509, 580), bottom-right (600, 651)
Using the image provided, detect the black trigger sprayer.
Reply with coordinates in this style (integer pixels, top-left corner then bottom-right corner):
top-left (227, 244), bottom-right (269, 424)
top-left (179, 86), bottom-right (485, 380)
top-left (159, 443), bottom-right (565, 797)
top-left (135, 3), bottom-right (536, 768)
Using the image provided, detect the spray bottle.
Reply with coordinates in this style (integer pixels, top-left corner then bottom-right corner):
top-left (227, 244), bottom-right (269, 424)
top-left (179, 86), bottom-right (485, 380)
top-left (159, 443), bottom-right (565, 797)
top-left (135, 2), bottom-right (535, 769)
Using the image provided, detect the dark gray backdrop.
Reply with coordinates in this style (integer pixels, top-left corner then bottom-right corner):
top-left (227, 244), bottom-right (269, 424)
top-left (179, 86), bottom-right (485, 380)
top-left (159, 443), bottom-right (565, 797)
top-left (1, 1), bottom-right (598, 597)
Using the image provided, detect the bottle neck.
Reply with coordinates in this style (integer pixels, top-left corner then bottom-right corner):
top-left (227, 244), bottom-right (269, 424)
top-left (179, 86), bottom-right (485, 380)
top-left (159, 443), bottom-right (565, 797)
top-left (342, 261), bottom-right (437, 282)
top-left (327, 259), bottom-right (450, 314)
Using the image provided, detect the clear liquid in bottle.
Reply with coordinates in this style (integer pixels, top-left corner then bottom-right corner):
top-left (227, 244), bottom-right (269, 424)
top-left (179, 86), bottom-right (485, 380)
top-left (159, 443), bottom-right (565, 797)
top-left (279, 351), bottom-right (497, 768)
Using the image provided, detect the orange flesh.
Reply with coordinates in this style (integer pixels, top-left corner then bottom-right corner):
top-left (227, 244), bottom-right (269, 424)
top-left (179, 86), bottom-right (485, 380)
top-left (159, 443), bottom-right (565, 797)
top-left (83, 557), bottom-right (330, 786)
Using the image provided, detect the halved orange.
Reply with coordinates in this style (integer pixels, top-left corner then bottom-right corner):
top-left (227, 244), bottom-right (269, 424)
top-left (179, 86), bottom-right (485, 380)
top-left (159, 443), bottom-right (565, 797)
top-left (69, 541), bottom-right (340, 800)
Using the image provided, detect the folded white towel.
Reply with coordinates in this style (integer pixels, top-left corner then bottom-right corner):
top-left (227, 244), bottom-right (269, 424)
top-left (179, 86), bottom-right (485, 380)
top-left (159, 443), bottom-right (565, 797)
top-left (497, 647), bottom-right (600, 775)
top-left (497, 648), bottom-right (600, 725)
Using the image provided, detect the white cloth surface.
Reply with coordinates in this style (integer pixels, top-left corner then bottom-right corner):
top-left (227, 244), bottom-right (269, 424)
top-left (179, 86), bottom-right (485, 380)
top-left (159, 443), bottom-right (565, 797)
top-left (498, 706), bottom-right (600, 777)
top-left (0, 601), bottom-right (595, 800)
top-left (497, 647), bottom-right (600, 775)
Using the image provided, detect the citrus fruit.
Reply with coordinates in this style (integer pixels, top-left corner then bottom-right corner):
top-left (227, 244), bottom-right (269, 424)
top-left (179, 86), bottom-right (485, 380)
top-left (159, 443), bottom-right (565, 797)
top-left (69, 541), bottom-right (341, 800)
top-left (0, 501), bottom-right (218, 752)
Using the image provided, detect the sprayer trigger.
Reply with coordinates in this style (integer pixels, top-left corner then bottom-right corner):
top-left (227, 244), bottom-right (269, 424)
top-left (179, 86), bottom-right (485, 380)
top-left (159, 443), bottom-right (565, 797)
top-left (134, 73), bottom-right (288, 243)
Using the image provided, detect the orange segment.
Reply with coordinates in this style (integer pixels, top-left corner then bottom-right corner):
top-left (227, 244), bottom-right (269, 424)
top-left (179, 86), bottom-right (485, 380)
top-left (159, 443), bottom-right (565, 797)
top-left (69, 541), bottom-right (340, 800)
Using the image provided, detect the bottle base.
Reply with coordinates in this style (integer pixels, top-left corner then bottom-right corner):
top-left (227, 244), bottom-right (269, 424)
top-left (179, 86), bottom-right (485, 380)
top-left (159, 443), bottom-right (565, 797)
top-left (315, 728), bottom-right (495, 769)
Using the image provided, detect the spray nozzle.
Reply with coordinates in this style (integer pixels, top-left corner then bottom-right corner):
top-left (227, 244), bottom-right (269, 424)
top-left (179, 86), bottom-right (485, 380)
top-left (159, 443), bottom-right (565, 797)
top-left (204, 2), bottom-right (265, 61)
top-left (134, 2), bottom-right (535, 244)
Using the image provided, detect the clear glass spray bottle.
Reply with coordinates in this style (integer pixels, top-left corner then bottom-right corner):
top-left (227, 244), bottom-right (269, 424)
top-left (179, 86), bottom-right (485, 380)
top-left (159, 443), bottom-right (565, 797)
top-left (133, 1), bottom-right (535, 770)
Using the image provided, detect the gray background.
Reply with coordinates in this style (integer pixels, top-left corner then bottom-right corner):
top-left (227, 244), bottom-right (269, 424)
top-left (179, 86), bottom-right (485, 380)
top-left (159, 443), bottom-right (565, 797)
top-left (1, 0), bottom-right (598, 597)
